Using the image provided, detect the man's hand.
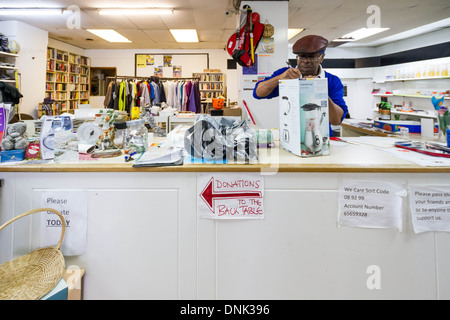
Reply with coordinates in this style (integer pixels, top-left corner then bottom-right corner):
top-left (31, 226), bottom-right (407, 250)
top-left (280, 67), bottom-right (302, 80)
top-left (255, 67), bottom-right (301, 98)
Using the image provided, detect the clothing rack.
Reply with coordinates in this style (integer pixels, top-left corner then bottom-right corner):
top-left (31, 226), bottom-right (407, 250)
top-left (104, 76), bottom-right (202, 113)
top-left (107, 76), bottom-right (198, 83)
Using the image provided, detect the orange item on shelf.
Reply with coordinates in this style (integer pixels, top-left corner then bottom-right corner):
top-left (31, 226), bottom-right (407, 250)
top-left (212, 98), bottom-right (225, 109)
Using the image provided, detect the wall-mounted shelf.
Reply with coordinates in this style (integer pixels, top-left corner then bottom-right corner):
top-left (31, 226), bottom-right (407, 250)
top-left (375, 75), bottom-right (450, 84)
top-left (0, 51), bottom-right (18, 84)
top-left (390, 110), bottom-right (437, 119)
top-left (372, 93), bottom-right (450, 100)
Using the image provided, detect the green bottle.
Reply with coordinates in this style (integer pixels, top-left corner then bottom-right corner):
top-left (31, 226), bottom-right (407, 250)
top-left (379, 97), bottom-right (391, 120)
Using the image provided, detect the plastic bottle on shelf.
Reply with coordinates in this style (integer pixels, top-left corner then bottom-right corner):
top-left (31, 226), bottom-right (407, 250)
top-left (378, 97), bottom-right (391, 120)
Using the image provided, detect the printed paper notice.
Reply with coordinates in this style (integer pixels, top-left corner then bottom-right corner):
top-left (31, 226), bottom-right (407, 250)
top-left (198, 173), bottom-right (264, 219)
top-left (41, 190), bottom-right (87, 255)
top-left (136, 55), bottom-right (146, 68)
top-left (409, 185), bottom-right (450, 233)
top-left (338, 180), bottom-right (406, 231)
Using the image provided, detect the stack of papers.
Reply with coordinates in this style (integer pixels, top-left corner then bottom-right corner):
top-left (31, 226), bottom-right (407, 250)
top-left (132, 147), bottom-right (184, 167)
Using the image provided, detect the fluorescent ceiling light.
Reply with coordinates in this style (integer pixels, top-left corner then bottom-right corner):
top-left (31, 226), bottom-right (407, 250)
top-left (361, 17), bottom-right (450, 47)
top-left (87, 29), bottom-right (131, 43)
top-left (170, 29), bottom-right (199, 43)
top-left (288, 28), bottom-right (304, 40)
top-left (98, 8), bottom-right (174, 15)
top-left (334, 27), bottom-right (390, 42)
top-left (0, 9), bottom-right (65, 15)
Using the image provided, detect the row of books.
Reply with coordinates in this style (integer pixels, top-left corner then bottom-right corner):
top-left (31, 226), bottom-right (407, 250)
top-left (197, 74), bottom-right (223, 82)
top-left (46, 73), bottom-right (68, 83)
top-left (48, 49), bottom-right (89, 66)
top-left (199, 83), bottom-right (223, 90)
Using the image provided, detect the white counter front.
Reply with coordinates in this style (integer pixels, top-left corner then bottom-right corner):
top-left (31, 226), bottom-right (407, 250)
top-left (1, 141), bottom-right (450, 299)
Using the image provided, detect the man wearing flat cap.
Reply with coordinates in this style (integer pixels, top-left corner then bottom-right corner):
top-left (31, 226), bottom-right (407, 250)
top-left (253, 35), bottom-right (348, 132)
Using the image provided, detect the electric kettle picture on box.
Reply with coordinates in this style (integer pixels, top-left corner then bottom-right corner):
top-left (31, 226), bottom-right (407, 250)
top-left (278, 78), bottom-right (330, 157)
top-left (301, 103), bottom-right (327, 155)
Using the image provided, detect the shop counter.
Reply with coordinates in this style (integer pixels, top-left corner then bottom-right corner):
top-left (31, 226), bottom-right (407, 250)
top-left (1, 141), bottom-right (449, 173)
top-left (1, 140), bottom-right (450, 300)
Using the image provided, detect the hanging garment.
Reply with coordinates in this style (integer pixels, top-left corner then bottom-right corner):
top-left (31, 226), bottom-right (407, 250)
top-left (118, 81), bottom-right (127, 111)
top-left (113, 82), bottom-right (120, 110)
top-left (104, 81), bottom-right (113, 108)
top-left (188, 81), bottom-right (197, 113)
top-left (194, 81), bottom-right (201, 113)
top-left (140, 81), bottom-right (151, 106)
top-left (183, 81), bottom-right (192, 111)
top-left (179, 82), bottom-right (184, 110)
top-left (165, 81), bottom-right (173, 107)
top-left (163, 82), bottom-right (169, 105)
top-left (148, 81), bottom-right (154, 102)
top-left (159, 82), bottom-right (166, 103)
top-left (152, 82), bottom-right (160, 104)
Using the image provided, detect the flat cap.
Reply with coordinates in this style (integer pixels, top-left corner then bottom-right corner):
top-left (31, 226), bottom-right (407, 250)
top-left (292, 35), bottom-right (329, 54)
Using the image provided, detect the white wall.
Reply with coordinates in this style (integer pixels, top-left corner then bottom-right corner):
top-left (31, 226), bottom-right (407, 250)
top-left (0, 21), bottom-right (48, 118)
top-left (48, 38), bottom-right (86, 56)
top-left (239, 1), bottom-right (289, 129)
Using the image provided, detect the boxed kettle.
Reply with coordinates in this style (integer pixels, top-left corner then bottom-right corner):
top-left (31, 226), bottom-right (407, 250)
top-left (279, 78), bottom-right (330, 157)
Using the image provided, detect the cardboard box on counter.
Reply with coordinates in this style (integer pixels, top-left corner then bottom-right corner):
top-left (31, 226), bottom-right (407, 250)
top-left (279, 78), bottom-right (330, 157)
top-left (374, 120), bottom-right (438, 133)
top-left (223, 106), bottom-right (242, 117)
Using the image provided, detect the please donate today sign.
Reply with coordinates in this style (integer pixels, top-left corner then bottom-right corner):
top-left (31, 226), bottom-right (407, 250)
top-left (197, 173), bottom-right (264, 219)
top-left (41, 190), bottom-right (87, 256)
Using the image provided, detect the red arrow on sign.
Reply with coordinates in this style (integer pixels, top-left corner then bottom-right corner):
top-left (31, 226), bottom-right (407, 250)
top-left (200, 177), bottom-right (262, 213)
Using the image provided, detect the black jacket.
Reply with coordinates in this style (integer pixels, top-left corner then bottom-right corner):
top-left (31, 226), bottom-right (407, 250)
top-left (0, 81), bottom-right (23, 104)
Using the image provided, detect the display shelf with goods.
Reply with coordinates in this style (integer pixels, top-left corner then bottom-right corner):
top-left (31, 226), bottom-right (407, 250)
top-left (193, 71), bottom-right (226, 102)
top-left (0, 50), bottom-right (20, 117)
top-left (371, 58), bottom-right (450, 122)
top-left (44, 47), bottom-right (90, 117)
top-left (0, 51), bottom-right (19, 85)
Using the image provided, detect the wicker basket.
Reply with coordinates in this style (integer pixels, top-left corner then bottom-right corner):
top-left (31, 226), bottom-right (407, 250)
top-left (0, 208), bottom-right (66, 300)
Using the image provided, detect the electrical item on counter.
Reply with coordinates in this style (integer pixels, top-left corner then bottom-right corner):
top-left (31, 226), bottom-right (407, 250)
top-left (278, 78), bottom-right (330, 157)
top-left (40, 115), bottom-right (73, 160)
top-left (77, 122), bottom-right (102, 154)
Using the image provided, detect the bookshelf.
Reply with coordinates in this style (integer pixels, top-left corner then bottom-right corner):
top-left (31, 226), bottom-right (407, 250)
top-left (193, 72), bottom-right (226, 100)
top-left (45, 47), bottom-right (90, 115)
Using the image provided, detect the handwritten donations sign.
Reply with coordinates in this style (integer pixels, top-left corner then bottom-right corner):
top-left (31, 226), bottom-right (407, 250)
top-left (41, 190), bottom-right (87, 255)
top-left (409, 185), bottom-right (450, 233)
top-left (338, 180), bottom-right (406, 231)
top-left (198, 173), bottom-right (264, 219)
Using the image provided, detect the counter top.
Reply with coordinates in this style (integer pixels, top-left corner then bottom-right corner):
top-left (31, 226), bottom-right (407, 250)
top-left (2, 137), bottom-right (450, 173)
